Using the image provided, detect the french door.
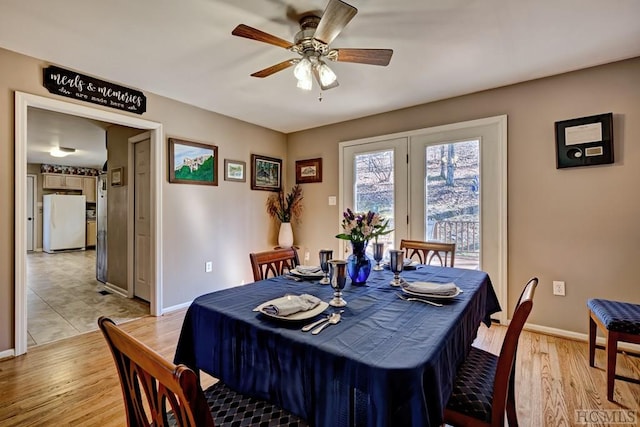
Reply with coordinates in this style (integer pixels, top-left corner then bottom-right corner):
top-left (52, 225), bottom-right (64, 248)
top-left (340, 137), bottom-right (408, 258)
top-left (340, 116), bottom-right (507, 320)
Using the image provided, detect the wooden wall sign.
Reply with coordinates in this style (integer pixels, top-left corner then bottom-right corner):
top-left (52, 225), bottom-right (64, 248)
top-left (43, 65), bottom-right (147, 114)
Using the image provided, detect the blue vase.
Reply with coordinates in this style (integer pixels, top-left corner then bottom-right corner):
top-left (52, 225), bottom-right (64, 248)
top-left (347, 241), bottom-right (372, 285)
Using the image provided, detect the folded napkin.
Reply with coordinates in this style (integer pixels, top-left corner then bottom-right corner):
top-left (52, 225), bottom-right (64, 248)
top-left (294, 266), bottom-right (322, 274)
top-left (262, 294), bottom-right (321, 316)
top-left (404, 281), bottom-right (458, 296)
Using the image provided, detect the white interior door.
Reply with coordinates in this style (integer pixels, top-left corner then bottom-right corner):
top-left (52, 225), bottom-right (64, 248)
top-left (340, 137), bottom-right (408, 257)
top-left (26, 175), bottom-right (35, 252)
top-left (133, 134), bottom-right (151, 301)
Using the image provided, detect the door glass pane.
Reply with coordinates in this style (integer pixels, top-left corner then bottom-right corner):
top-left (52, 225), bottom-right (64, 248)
top-left (425, 140), bottom-right (480, 269)
top-left (354, 150), bottom-right (395, 250)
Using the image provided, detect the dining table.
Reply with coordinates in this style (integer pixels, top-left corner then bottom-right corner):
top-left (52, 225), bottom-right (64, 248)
top-left (174, 264), bottom-right (501, 427)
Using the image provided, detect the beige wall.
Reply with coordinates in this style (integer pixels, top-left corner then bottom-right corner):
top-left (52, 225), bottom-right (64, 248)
top-left (0, 47), bottom-right (287, 352)
top-left (288, 57), bottom-right (640, 335)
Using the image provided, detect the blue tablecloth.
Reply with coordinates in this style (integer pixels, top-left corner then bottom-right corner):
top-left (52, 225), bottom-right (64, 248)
top-left (175, 266), bottom-right (500, 427)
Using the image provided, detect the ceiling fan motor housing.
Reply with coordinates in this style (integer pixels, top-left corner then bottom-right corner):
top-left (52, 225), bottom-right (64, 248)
top-left (293, 16), bottom-right (328, 57)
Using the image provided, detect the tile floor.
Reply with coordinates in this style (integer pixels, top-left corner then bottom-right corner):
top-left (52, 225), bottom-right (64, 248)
top-left (27, 250), bottom-right (149, 347)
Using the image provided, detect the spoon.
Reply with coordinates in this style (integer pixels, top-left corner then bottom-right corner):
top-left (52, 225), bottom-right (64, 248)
top-left (301, 310), bottom-right (343, 332)
top-left (312, 312), bottom-right (342, 335)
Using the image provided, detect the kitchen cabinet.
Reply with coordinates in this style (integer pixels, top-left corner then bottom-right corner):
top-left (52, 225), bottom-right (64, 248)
top-left (42, 173), bottom-right (83, 190)
top-left (83, 177), bottom-right (97, 202)
top-left (86, 220), bottom-right (97, 247)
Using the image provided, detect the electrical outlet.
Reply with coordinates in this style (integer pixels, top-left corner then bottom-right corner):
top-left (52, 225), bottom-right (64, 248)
top-left (205, 261), bottom-right (213, 273)
top-left (304, 250), bottom-right (310, 262)
top-left (552, 280), bottom-right (565, 296)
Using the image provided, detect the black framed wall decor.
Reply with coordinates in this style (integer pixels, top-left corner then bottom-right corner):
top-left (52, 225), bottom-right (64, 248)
top-left (555, 113), bottom-right (613, 169)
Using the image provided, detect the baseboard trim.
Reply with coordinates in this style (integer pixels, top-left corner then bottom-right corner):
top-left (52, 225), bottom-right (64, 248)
top-left (0, 348), bottom-right (15, 361)
top-left (162, 300), bottom-right (193, 314)
top-left (524, 322), bottom-right (640, 353)
top-left (103, 282), bottom-right (128, 298)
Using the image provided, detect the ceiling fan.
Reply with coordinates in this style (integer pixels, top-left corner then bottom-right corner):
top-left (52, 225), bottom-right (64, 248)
top-left (231, 0), bottom-right (393, 91)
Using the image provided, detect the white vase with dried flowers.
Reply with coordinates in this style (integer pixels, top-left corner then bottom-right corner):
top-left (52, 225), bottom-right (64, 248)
top-left (266, 185), bottom-right (303, 248)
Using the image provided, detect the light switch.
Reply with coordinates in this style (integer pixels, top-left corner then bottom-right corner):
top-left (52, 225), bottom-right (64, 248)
top-left (328, 196), bottom-right (337, 206)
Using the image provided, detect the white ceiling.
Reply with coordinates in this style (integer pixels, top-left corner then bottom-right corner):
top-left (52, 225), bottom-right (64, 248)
top-left (26, 108), bottom-right (109, 169)
top-left (3, 0), bottom-right (640, 150)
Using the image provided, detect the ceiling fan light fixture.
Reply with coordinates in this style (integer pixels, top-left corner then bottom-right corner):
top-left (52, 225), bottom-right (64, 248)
top-left (296, 77), bottom-right (313, 91)
top-left (293, 57), bottom-right (312, 81)
top-left (316, 61), bottom-right (337, 86)
top-left (50, 146), bottom-right (76, 158)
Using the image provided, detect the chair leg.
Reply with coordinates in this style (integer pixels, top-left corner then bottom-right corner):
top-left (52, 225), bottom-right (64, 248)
top-left (506, 377), bottom-right (518, 427)
top-left (588, 313), bottom-right (597, 367)
top-left (605, 332), bottom-right (617, 401)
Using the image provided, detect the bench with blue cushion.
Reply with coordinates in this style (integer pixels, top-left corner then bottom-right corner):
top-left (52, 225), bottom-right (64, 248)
top-left (587, 298), bottom-right (640, 401)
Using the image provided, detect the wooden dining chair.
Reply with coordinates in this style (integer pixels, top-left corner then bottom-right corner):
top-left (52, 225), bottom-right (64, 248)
top-left (98, 317), bottom-right (307, 427)
top-left (444, 277), bottom-right (538, 427)
top-left (399, 239), bottom-right (456, 267)
top-left (249, 247), bottom-right (300, 281)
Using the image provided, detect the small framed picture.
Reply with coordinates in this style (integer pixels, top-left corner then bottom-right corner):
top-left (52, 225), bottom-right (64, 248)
top-left (296, 158), bottom-right (323, 184)
top-left (168, 138), bottom-right (218, 186)
top-left (224, 159), bottom-right (246, 182)
top-left (251, 154), bottom-right (282, 191)
top-left (110, 167), bottom-right (124, 187)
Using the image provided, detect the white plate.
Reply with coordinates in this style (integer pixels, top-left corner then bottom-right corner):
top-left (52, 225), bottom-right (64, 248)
top-left (254, 298), bottom-right (329, 321)
top-left (290, 267), bottom-right (325, 278)
top-left (383, 260), bottom-right (420, 269)
top-left (401, 285), bottom-right (462, 299)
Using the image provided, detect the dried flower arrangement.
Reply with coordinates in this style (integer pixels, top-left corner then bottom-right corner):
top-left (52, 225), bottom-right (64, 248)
top-left (266, 184), bottom-right (304, 223)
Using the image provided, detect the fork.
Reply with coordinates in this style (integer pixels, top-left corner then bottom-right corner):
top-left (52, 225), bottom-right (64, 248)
top-left (396, 292), bottom-right (443, 307)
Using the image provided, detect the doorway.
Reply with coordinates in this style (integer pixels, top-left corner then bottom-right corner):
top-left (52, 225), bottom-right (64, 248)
top-left (14, 92), bottom-right (164, 356)
top-left (340, 115), bottom-right (507, 321)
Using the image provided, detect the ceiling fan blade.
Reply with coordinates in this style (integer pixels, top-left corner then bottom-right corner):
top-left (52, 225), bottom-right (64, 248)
top-left (232, 24), bottom-right (293, 49)
top-left (250, 59), bottom-right (297, 78)
top-left (330, 48), bottom-right (393, 66)
top-left (313, 0), bottom-right (358, 45)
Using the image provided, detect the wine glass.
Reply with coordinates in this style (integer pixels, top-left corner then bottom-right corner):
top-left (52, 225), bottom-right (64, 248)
top-left (328, 259), bottom-right (348, 307)
top-left (372, 242), bottom-right (385, 271)
top-left (389, 249), bottom-right (405, 287)
top-left (319, 249), bottom-right (333, 285)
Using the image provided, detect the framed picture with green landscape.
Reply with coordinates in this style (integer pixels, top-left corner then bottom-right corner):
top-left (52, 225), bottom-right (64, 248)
top-left (168, 138), bottom-right (218, 186)
top-left (251, 154), bottom-right (281, 191)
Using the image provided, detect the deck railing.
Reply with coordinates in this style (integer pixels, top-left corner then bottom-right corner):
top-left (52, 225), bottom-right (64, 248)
top-left (432, 221), bottom-right (479, 254)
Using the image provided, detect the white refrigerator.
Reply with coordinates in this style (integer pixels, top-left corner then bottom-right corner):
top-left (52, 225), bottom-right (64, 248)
top-left (43, 194), bottom-right (86, 253)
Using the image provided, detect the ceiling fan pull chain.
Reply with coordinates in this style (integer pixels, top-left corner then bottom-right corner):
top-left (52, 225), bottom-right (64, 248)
top-left (318, 91), bottom-right (323, 102)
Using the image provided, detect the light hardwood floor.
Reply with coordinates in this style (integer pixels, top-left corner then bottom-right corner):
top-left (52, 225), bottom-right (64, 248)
top-left (0, 310), bottom-right (638, 426)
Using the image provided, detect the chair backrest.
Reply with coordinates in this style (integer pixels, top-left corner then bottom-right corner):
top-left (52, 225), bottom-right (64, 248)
top-left (399, 239), bottom-right (456, 267)
top-left (98, 317), bottom-right (214, 427)
top-left (491, 277), bottom-right (538, 426)
top-left (249, 247), bottom-right (299, 281)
